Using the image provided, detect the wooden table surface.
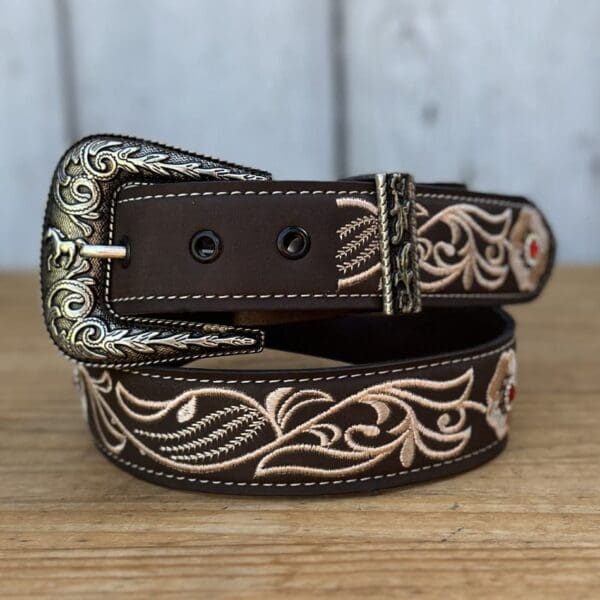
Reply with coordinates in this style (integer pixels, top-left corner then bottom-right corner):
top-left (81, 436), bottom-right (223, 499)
top-left (1, 268), bottom-right (599, 599)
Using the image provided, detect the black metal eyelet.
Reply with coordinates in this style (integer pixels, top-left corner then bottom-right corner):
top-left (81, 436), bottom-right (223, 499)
top-left (277, 226), bottom-right (311, 260)
top-left (190, 230), bottom-right (222, 263)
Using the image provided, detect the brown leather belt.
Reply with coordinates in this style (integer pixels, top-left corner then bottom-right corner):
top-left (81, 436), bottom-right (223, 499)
top-left (40, 135), bottom-right (555, 495)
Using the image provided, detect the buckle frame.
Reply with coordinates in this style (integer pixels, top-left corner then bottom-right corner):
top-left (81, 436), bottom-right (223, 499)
top-left (40, 134), bottom-right (270, 367)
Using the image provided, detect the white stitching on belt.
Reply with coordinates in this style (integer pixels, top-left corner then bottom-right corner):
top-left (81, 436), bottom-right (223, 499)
top-left (116, 188), bottom-right (525, 209)
top-left (94, 438), bottom-right (502, 487)
top-left (417, 192), bottom-right (525, 209)
top-left (117, 338), bottom-right (515, 384)
top-left (118, 189), bottom-right (377, 204)
top-left (112, 292), bottom-right (381, 302)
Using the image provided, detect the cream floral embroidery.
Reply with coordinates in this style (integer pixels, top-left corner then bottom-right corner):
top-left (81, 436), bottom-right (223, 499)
top-left (486, 350), bottom-right (516, 439)
top-left (335, 197), bottom-right (381, 290)
top-left (78, 366), bottom-right (492, 479)
top-left (508, 207), bottom-right (550, 292)
top-left (334, 199), bottom-right (549, 294)
top-left (417, 203), bottom-right (513, 292)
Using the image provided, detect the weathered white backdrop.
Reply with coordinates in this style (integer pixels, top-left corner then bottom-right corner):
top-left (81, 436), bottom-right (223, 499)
top-left (1, 0), bottom-right (599, 268)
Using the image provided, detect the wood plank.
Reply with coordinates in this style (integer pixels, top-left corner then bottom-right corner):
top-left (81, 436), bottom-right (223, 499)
top-left (0, 0), bottom-right (66, 269)
top-left (343, 0), bottom-right (600, 262)
top-left (0, 267), bottom-right (599, 597)
top-left (67, 0), bottom-right (336, 180)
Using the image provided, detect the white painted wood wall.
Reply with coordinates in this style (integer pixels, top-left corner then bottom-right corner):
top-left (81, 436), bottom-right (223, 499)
top-left (1, 0), bottom-right (599, 268)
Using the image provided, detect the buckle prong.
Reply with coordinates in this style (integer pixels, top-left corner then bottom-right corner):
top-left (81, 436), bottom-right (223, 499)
top-left (79, 244), bottom-right (128, 260)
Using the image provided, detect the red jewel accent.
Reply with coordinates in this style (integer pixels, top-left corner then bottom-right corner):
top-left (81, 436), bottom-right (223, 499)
top-left (508, 384), bottom-right (516, 403)
top-left (529, 239), bottom-right (539, 259)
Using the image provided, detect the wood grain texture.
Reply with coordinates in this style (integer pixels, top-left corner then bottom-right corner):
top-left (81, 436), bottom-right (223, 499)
top-left (66, 0), bottom-right (336, 181)
top-left (0, 0), bottom-right (66, 269)
top-left (343, 0), bottom-right (600, 262)
top-left (1, 267), bottom-right (599, 598)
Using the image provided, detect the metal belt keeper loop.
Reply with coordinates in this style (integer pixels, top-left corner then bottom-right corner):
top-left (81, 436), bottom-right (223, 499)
top-left (375, 172), bottom-right (422, 315)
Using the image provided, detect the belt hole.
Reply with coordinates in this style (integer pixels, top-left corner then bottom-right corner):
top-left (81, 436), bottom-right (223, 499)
top-left (277, 226), bottom-right (311, 260)
top-left (190, 230), bottom-right (222, 263)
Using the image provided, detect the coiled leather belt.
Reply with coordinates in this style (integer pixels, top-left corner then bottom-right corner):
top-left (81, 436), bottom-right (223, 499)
top-left (40, 135), bottom-right (555, 495)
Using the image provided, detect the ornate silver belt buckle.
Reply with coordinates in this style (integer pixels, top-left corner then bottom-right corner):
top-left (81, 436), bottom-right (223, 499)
top-left (40, 134), bottom-right (269, 367)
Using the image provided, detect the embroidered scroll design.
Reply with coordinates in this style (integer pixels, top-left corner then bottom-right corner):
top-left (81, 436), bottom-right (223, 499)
top-left (417, 203), bottom-right (513, 292)
top-left (42, 136), bottom-right (266, 364)
top-left (78, 365), bottom-right (498, 480)
top-left (335, 198), bottom-right (550, 295)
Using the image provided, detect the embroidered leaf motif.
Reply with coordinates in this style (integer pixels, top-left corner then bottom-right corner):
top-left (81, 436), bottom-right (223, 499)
top-left (335, 197), bottom-right (381, 289)
top-left (417, 204), bottom-right (513, 292)
top-left (400, 434), bottom-right (415, 468)
top-left (81, 365), bottom-right (489, 479)
top-left (367, 400), bottom-right (391, 425)
top-left (265, 387), bottom-right (292, 423)
top-left (163, 414), bottom-right (267, 463)
top-left (255, 370), bottom-right (482, 479)
top-left (256, 443), bottom-right (384, 478)
top-left (110, 381), bottom-right (276, 466)
top-left (265, 387), bottom-right (334, 430)
top-left (177, 397), bottom-right (196, 423)
top-left (308, 424), bottom-right (342, 447)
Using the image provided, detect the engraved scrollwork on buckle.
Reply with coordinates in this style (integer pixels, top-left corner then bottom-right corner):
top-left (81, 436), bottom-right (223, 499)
top-left (40, 134), bottom-right (271, 366)
top-left (375, 172), bottom-right (421, 315)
